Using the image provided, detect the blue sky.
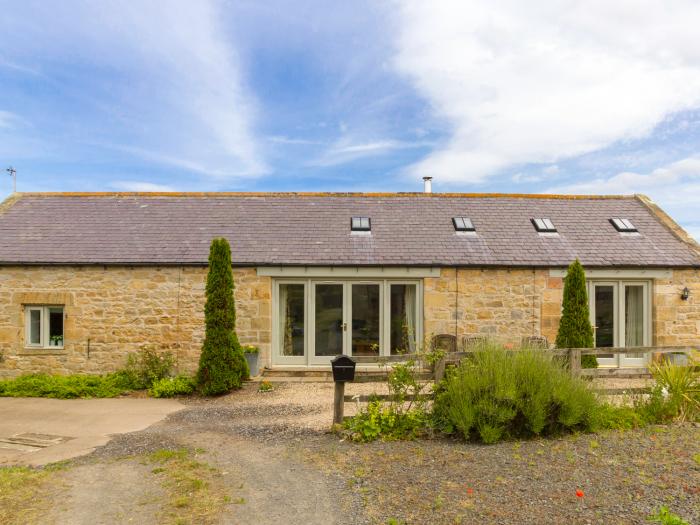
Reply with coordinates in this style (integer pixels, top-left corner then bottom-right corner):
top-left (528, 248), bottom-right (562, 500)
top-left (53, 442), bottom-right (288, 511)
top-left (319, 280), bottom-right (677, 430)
top-left (1, 0), bottom-right (699, 240)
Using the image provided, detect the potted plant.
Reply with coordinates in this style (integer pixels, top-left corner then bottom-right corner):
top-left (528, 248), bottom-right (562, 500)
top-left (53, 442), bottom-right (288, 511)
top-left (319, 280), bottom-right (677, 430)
top-left (50, 335), bottom-right (64, 347)
top-left (243, 345), bottom-right (260, 377)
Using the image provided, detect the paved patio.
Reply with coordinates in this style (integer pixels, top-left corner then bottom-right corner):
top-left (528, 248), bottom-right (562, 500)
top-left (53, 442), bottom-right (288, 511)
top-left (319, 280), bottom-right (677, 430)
top-left (0, 397), bottom-right (183, 466)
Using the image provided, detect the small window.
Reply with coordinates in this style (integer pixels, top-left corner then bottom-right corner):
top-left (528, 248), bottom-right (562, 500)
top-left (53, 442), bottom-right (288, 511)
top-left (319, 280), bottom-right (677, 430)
top-left (452, 217), bottom-right (475, 232)
top-left (351, 217), bottom-right (371, 232)
top-left (610, 218), bottom-right (637, 232)
top-left (25, 306), bottom-right (64, 348)
top-left (531, 218), bottom-right (557, 233)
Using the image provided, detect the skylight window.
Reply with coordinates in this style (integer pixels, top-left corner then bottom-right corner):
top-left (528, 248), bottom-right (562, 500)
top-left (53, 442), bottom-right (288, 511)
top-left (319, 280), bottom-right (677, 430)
top-left (452, 217), bottom-right (475, 232)
top-left (351, 217), bottom-right (371, 232)
top-left (531, 218), bottom-right (557, 233)
top-left (610, 218), bottom-right (637, 232)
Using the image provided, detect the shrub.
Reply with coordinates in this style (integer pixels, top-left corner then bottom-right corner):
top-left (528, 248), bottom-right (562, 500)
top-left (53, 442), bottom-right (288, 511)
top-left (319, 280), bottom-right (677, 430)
top-left (433, 344), bottom-right (599, 443)
top-left (648, 360), bottom-right (699, 422)
top-left (344, 360), bottom-right (429, 442)
top-left (197, 238), bottom-right (249, 396)
top-left (555, 259), bottom-right (598, 369)
top-left (0, 373), bottom-right (135, 399)
top-left (149, 375), bottom-right (195, 398)
top-left (123, 346), bottom-right (176, 389)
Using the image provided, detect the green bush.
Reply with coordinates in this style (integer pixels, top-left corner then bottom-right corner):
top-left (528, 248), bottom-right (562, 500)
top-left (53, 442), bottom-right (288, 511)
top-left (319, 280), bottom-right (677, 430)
top-left (123, 347), bottom-right (176, 389)
top-left (433, 345), bottom-right (599, 443)
top-left (149, 375), bottom-right (195, 398)
top-left (0, 373), bottom-right (136, 399)
top-left (197, 238), bottom-right (249, 396)
top-left (555, 259), bottom-right (598, 369)
top-left (344, 360), bottom-right (429, 442)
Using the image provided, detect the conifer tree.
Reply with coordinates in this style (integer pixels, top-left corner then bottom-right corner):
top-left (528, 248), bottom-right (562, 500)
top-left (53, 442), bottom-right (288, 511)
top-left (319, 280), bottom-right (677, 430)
top-left (555, 259), bottom-right (598, 368)
top-left (197, 238), bottom-right (249, 395)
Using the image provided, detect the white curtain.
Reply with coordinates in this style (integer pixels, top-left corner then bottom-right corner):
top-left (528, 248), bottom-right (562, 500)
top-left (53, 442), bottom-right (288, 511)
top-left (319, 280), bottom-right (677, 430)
top-left (279, 285), bottom-right (292, 356)
top-left (625, 286), bottom-right (643, 347)
top-left (404, 285), bottom-right (416, 353)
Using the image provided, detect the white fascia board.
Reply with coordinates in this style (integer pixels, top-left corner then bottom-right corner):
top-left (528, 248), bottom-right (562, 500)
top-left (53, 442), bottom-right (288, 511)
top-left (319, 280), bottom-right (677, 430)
top-left (256, 266), bottom-right (441, 278)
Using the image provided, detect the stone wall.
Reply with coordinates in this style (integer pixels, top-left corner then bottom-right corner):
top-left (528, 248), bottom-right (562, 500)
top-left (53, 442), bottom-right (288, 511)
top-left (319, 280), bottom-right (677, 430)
top-left (423, 268), bottom-right (561, 347)
top-left (0, 265), bottom-right (697, 377)
top-left (423, 267), bottom-right (700, 349)
top-left (0, 266), bottom-right (271, 378)
top-left (653, 268), bottom-right (700, 346)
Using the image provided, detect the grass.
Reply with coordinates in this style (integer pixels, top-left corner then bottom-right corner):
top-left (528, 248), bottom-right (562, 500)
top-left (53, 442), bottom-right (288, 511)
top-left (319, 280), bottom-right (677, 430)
top-left (0, 466), bottom-right (55, 525)
top-left (146, 448), bottom-right (231, 525)
top-left (0, 372), bottom-right (139, 399)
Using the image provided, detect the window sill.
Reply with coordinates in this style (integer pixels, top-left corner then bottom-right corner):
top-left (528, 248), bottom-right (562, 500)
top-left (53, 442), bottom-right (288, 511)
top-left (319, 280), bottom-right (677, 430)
top-left (19, 348), bottom-right (66, 356)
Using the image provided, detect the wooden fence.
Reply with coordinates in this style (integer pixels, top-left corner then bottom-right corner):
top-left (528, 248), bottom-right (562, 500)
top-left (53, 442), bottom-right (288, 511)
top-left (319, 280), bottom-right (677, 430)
top-left (349, 346), bottom-right (695, 382)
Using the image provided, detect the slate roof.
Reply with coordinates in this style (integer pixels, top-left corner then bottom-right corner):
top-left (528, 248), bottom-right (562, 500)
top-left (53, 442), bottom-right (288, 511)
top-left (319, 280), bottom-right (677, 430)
top-left (0, 192), bottom-right (698, 268)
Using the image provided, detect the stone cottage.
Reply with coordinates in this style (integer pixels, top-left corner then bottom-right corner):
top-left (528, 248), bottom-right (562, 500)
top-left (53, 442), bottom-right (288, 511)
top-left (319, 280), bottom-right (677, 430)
top-left (0, 191), bottom-right (698, 377)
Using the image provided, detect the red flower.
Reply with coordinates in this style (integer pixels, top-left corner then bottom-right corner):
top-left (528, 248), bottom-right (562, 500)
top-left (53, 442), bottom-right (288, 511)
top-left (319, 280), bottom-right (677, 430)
top-left (466, 488), bottom-right (474, 495)
top-left (576, 489), bottom-right (584, 498)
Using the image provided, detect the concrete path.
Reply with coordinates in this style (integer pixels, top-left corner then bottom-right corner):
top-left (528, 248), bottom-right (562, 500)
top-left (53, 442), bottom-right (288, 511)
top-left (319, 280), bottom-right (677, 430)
top-left (0, 397), bottom-right (183, 466)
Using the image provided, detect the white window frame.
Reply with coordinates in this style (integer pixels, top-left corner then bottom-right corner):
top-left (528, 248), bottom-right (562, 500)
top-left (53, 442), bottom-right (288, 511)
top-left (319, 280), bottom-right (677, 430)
top-left (587, 280), bottom-right (651, 367)
top-left (24, 305), bottom-right (65, 349)
top-left (272, 278), bottom-right (423, 367)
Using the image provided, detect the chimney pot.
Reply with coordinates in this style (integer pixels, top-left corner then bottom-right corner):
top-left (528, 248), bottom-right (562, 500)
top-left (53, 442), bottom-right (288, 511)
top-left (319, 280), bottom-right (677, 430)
top-left (423, 176), bottom-right (433, 193)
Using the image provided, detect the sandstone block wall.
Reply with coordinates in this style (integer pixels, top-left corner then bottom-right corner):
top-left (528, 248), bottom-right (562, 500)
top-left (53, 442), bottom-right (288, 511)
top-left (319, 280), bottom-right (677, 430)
top-left (423, 268), bottom-right (561, 347)
top-left (0, 265), bottom-right (697, 377)
top-left (653, 268), bottom-right (700, 346)
top-left (423, 267), bottom-right (699, 349)
top-left (0, 266), bottom-right (271, 378)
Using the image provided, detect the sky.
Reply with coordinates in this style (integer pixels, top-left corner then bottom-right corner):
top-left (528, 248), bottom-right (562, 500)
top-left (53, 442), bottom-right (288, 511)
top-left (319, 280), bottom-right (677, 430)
top-left (1, 0), bottom-right (699, 240)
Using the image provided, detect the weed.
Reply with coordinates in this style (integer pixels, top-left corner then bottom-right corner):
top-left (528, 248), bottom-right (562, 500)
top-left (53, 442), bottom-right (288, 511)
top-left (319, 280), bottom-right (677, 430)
top-left (147, 448), bottom-right (230, 525)
top-left (344, 359), bottom-right (429, 442)
top-left (0, 466), bottom-right (53, 525)
top-left (258, 380), bottom-right (274, 393)
top-left (647, 506), bottom-right (690, 525)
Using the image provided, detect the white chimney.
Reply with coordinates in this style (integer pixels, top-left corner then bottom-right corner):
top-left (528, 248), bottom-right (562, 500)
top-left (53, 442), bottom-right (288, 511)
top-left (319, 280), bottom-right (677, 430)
top-left (423, 176), bottom-right (433, 193)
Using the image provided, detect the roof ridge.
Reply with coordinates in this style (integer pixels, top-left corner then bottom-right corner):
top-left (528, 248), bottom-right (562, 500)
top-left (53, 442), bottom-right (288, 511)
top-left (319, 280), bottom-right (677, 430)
top-left (0, 193), bottom-right (21, 216)
top-left (634, 194), bottom-right (700, 259)
top-left (14, 191), bottom-right (636, 200)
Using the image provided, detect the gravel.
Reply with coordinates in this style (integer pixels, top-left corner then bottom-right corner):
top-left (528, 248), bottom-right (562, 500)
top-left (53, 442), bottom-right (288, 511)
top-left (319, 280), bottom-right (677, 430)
top-left (66, 381), bottom-right (700, 524)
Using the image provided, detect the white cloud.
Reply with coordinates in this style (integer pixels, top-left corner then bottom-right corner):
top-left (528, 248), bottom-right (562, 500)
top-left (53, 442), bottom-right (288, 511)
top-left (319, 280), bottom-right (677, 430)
top-left (393, 1), bottom-right (700, 182)
top-left (111, 181), bottom-right (176, 192)
top-left (0, 110), bottom-right (22, 129)
top-left (1, 0), bottom-right (266, 178)
top-left (549, 155), bottom-right (700, 241)
top-left (311, 139), bottom-right (428, 167)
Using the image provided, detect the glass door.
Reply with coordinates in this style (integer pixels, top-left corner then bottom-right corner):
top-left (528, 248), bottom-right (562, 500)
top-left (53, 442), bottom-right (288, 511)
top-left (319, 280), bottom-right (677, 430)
top-left (620, 282), bottom-right (649, 367)
top-left (351, 283), bottom-right (381, 358)
top-left (590, 282), bottom-right (618, 367)
top-left (276, 282), bottom-right (307, 365)
top-left (311, 283), bottom-right (345, 364)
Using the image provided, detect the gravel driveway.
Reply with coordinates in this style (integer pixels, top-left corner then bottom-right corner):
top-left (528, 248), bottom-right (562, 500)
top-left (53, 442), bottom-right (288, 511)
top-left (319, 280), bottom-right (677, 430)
top-left (4, 382), bottom-right (699, 525)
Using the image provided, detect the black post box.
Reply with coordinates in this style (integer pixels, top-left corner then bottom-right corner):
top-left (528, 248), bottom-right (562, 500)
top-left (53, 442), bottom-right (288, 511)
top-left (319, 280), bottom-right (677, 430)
top-left (331, 355), bottom-right (356, 382)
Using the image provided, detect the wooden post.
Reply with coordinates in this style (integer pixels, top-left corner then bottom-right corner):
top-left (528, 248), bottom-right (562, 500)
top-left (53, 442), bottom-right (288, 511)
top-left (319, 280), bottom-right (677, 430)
top-left (333, 381), bottom-right (345, 425)
top-left (569, 348), bottom-right (581, 378)
top-left (434, 356), bottom-right (446, 383)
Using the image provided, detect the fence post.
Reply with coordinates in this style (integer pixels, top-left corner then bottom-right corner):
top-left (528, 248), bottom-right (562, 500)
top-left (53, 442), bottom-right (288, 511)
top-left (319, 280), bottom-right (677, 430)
top-left (333, 381), bottom-right (345, 425)
top-left (434, 356), bottom-right (446, 383)
top-left (569, 348), bottom-right (581, 378)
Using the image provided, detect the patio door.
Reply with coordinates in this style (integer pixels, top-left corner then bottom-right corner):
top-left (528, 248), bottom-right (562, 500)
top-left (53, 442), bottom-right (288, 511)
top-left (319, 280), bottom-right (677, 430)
top-left (591, 282), bottom-right (618, 367)
top-left (589, 281), bottom-right (650, 367)
top-left (310, 282), bottom-right (382, 364)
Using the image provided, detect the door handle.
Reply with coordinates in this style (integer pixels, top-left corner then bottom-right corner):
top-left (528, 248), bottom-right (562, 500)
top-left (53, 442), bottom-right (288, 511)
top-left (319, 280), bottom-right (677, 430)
top-left (342, 323), bottom-right (347, 332)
